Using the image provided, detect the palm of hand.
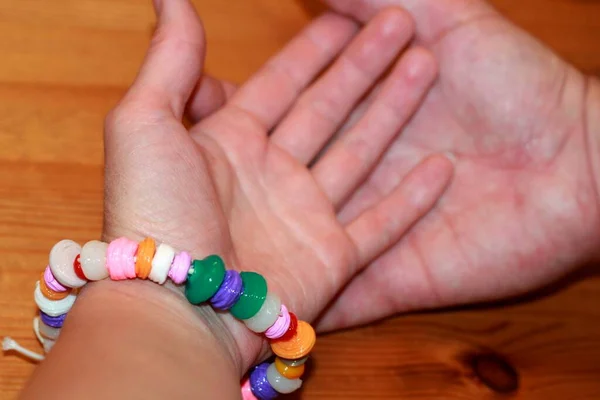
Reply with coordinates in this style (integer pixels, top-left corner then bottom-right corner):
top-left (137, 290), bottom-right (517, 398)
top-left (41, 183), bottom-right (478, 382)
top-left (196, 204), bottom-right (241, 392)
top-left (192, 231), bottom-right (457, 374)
top-left (321, 0), bottom-right (598, 328)
top-left (102, 2), bottom-right (453, 367)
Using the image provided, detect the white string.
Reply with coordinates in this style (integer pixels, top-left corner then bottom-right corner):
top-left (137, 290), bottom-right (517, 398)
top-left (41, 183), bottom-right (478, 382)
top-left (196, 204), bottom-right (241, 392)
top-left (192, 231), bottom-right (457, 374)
top-left (2, 337), bottom-right (44, 361)
top-left (2, 318), bottom-right (46, 362)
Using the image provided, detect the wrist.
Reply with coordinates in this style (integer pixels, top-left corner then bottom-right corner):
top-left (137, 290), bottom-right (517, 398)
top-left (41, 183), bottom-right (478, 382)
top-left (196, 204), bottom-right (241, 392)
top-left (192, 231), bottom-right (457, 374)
top-left (584, 75), bottom-right (600, 258)
top-left (21, 279), bottom-right (245, 399)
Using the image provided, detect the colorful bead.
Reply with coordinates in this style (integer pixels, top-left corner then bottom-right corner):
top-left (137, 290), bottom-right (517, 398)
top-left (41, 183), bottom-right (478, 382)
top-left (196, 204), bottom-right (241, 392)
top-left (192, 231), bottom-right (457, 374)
top-left (266, 362), bottom-right (302, 394)
top-left (148, 243), bottom-right (176, 284)
top-left (34, 281), bottom-right (76, 317)
top-left (244, 293), bottom-right (281, 333)
top-left (280, 356), bottom-right (308, 367)
top-left (40, 312), bottom-right (66, 328)
top-left (73, 255), bottom-right (87, 281)
top-left (241, 377), bottom-right (259, 400)
top-left (276, 312), bottom-right (298, 342)
top-left (135, 237), bottom-right (156, 279)
top-left (265, 304), bottom-right (290, 339)
top-left (43, 265), bottom-right (67, 292)
top-left (230, 272), bottom-right (268, 320)
top-left (274, 357), bottom-right (305, 379)
top-left (270, 320), bottom-right (316, 360)
top-left (210, 270), bottom-right (243, 310)
top-left (38, 320), bottom-right (61, 340)
top-left (49, 240), bottom-right (86, 288)
top-left (249, 363), bottom-right (279, 400)
top-left (80, 240), bottom-right (109, 281)
top-left (39, 272), bottom-right (71, 300)
top-left (106, 237), bottom-right (138, 280)
top-left (168, 251), bottom-right (191, 285)
top-left (185, 255), bottom-right (226, 304)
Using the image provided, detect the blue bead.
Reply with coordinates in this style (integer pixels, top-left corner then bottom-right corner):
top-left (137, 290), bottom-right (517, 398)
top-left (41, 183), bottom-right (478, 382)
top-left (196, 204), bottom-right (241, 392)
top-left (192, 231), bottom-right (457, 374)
top-left (250, 362), bottom-right (279, 399)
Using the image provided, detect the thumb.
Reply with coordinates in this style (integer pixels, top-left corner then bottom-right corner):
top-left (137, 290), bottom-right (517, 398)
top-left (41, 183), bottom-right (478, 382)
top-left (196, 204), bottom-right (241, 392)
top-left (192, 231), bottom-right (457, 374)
top-left (124, 0), bottom-right (206, 119)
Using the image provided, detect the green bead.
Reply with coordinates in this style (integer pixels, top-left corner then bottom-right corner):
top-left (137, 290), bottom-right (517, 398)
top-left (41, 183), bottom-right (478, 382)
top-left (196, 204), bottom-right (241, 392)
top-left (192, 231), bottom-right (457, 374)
top-left (185, 255), bottom-right (226, 304)
top-left (229, 272), bottom-right (267, 320)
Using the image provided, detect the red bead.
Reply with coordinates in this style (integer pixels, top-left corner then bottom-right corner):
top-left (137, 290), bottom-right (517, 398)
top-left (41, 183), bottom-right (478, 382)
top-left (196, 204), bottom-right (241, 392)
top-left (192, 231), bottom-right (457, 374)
top-left (73, 255), bottom-right (87, 281)
top-left (275, 312), bottom-right (298, 342)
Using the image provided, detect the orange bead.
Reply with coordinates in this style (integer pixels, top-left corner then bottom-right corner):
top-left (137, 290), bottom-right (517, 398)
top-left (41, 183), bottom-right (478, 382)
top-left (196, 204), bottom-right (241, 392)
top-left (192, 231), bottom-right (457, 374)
top-left (275, 357), bottom-right (305, 379)
top-left (135, 237), bottom-right (156, 279)
top-left (39, 272), bottom-right (71, 300)
top-left (270, 320), bottom-right (315, 360)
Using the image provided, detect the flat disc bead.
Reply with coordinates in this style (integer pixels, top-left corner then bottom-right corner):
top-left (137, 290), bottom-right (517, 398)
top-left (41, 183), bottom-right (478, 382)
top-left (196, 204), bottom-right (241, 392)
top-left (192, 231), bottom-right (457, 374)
top-left (135, 237), bottom-right (156, 279)
top-left (230, 272), bottom-right (268, 320)
top-left (40, 312), bottom-right (66, 328)
top-left (148, 243), bottom-right (176, 284)
top-left (185, 255), bottom-right (226, 304)
top-left (270, 320), bottom-right (316, 360)
top-left (241, 377), bottom-right (259, 400)
top-left (106, 237), bottom-right (138, 280)
top-left (49, 240), bottom-right (86, 288)
top-left (265, 304), bottom-right (291, 339)
top-left (80, 240), bottom-right (109, 281)
top-left (34, 281), bottom-right (76, 317)
top-left (39, 272), bottom-right (71, 300)
top-left (43, 265), bottom-right (67, 292)
top-left (244, 293), bottom-right (281, 333)
top-left (249, 363), bottom-right (278, 400)
top-left (168, 251), bottom-right (191, 285)
top-left (38, 319), bottom-right (61, 340)
top-left (274, 357), bottom-right (305, 379)
top-left (266, 362), bottom-right (302, 394)
top-left (210, 269), bottom-right (243, 310)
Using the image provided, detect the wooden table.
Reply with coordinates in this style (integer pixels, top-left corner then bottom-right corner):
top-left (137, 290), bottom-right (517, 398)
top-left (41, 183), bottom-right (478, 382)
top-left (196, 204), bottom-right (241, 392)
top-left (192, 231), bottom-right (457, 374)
top-left (1, 0), bottom-right (599, 398)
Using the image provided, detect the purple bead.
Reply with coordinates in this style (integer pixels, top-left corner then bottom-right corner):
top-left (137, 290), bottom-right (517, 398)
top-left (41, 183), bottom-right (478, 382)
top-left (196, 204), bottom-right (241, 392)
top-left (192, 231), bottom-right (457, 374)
top-left (210, 270), bottom-right (243, 310)
top-left (250, 363), bottom-right (278, 400)
top-left (40, 311), bottom-right (66, 328)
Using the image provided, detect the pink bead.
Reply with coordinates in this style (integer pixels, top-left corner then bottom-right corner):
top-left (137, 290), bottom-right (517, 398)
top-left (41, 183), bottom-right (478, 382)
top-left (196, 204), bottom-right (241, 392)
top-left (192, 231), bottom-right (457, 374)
top-left (168, 251), bottom-right (191, 285)
top-left (106, 237), bottom-right (138, 280)
top-left (265, 304), bottom-right (291, 339)
top-left (241, 377), bottom-right (258, 400)
top-left (44, 265), bottom-right (67, 292)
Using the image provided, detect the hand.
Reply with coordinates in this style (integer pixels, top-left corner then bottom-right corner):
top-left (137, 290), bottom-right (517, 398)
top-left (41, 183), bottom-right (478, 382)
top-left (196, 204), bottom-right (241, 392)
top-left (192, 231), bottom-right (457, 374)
top-left (102, 0), bottom-right (453, 372)
top-left (312, 0), bottom-right (600, 330)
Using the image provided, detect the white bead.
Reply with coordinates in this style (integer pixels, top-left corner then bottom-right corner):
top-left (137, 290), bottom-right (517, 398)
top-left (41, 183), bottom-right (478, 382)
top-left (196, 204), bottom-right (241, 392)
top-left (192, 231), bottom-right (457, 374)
top-left (39, 320), bottom-right (60, 340)
top-left (80, 240), bottom-right (109, 281)
top-left (34, 281), bottom-right (76, 316)
top-left (149, 243), bottom-right (175, 284)
top-left (244, 293), bottom-right (281, 333)
top-left (43, 339), bottom-right (56, 353)
top-left (266, 363), bottom-right (302, 394)
top-left (49, 239), bottom-right (86, 288)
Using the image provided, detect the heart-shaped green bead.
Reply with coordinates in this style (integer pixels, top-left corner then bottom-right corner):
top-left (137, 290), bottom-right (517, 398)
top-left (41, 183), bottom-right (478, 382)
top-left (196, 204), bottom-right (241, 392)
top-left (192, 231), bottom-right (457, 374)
top-left (185, 255), bottom-right (226, 304)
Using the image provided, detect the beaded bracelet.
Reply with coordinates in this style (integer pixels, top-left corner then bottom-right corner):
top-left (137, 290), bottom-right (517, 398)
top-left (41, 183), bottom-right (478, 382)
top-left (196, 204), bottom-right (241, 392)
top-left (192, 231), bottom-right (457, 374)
top-left (2, 238), bottom-right (316, 399)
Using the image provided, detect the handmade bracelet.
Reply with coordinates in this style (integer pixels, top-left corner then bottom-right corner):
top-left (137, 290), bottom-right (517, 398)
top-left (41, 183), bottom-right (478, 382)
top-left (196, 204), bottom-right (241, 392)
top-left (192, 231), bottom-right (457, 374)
top-left (2, 238), bottom-right (316, 399)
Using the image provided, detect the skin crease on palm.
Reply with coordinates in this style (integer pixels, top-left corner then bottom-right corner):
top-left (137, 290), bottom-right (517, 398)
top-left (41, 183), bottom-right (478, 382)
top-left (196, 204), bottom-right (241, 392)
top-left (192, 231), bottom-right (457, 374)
top-left (189, 0), bottom-right (600, 332)
top-left (101, 0), bottom-right (454, 369)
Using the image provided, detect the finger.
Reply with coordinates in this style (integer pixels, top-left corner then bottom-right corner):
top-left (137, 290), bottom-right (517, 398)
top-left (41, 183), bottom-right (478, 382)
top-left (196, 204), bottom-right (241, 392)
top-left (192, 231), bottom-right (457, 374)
top-left (346, 153), bottom-right (454, 267)
top-left (312, 47), bottom-right (438, 207)
top-left (123, 0), bottom-right (205, 118)
top-left (227, 13), bottom-right (359, 132)
top-left (269, 9), bottom-right (415, 165)
top-left (323, 0), bottom-right (495, 44)
top-left (316, 239), bottom-right (440, 332)
top-left (186, 75), bottom-right (237, 123)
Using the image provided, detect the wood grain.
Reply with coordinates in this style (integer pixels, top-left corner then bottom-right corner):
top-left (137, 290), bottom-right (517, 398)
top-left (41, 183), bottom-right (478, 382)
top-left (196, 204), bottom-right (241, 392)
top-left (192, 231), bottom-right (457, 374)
top-left (1, 0), bottom-right (599, 398)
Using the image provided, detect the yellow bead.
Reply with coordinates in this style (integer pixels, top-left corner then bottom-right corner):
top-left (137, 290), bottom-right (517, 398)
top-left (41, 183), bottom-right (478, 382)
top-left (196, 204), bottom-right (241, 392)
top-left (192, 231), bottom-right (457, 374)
top-left (275, 357), bottom-right (305, 379)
